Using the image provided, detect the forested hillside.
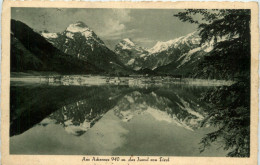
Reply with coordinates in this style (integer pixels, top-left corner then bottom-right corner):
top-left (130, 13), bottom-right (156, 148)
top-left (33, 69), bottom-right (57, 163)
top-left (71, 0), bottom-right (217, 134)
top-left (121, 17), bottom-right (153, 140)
top-left (174, 9), bottom-right (250, 157)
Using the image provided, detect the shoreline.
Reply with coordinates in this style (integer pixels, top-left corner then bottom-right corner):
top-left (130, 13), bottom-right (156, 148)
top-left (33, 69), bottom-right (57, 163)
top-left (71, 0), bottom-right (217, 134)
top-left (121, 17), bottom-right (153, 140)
top-left (10, 74), bottom-right (234, 87)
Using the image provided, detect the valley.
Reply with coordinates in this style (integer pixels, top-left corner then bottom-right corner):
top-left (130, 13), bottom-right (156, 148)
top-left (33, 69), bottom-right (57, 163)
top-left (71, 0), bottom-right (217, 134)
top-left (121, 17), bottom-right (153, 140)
top-left (11, 19), bottom-right (217, 79)
top-left (9, 8), bottom-right (251, 157)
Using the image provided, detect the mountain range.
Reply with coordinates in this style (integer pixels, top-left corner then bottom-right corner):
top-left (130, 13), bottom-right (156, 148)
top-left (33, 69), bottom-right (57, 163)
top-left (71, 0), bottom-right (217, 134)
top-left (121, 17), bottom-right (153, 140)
top-left (11, 20), bottom-right (131, 75)
top-left (11, 19), bottom-right (215, 76)
top-left (114, 32), bottom-right (214, 76)
top-left (40, 21), bottom-right (132, 75)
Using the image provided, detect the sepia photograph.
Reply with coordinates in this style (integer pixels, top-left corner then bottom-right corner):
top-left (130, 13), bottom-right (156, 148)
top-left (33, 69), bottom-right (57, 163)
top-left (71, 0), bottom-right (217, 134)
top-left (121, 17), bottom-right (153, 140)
top-left (1, 2), bottom-right (258, 164)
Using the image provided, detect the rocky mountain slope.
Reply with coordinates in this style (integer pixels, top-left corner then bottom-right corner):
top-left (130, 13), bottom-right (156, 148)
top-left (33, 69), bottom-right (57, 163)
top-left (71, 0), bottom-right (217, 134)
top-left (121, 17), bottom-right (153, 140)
top-left (11, 19), bottom-right (109, 74)
top-left (114, 38), bottom-right (149, 70)
top-left (114, 32), bottom-right (214, 76)
top-left (41, 21), bottom-right (131, 75)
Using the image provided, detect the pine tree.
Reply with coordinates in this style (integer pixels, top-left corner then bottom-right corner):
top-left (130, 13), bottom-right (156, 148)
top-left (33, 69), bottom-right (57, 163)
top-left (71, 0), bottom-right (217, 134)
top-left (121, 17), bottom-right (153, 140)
top-left (174, 9), bottom-right (250, 157)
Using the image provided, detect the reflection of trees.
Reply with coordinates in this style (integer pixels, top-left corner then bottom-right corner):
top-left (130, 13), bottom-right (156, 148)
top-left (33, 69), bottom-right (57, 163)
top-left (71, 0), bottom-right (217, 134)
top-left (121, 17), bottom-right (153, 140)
top-left (10, 85), bottom-right (101, 136)
top-left (175, 10), bottom-right (250, 157)
top-left (10, 85), bottom-right (133, 136)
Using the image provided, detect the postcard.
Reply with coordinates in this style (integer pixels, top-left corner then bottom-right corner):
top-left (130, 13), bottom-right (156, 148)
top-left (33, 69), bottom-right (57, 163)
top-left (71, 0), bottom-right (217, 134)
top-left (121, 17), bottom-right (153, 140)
top-left (1, 1), bottom-right (259, 165)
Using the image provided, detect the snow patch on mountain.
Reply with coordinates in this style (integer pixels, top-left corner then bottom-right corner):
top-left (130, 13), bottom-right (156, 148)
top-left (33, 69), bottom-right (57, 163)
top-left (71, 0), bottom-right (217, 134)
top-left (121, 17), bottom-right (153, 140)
top-left (65, 22), bottom-right (104, 46)
top-left (41, 32), bottom-right (58, 39)
top-left (125, 95), bottom-right (134, 103)
top-left (83, 31), bottom-right (93, 39)
top-left (66, 32), bottom-right (74, 39)
top-left (127, 59), bottom-right (135, 66)
top-left (191, 37), bottom-right (201, 45)
top-left (123, 38), bottom-right (135, 46)
top-left (134, 66), bottom-right (142, 71)
top-left (114, 31), bottom-right (206, 72)
top-left (148, 31), bottom-right (200, 54)
top-left (148, 40), bottom-right (176, 54)
top-left (116, 38), bottom-right (147, 53)
top-left (140, 54), bottom-right (147, 58)
top-left (119, 42), bottom-right (131, 50)
top-left (117, 38), bottom-right (142, 51)
top-left (176, 47), bottom-right (202, 68)
top-left (66, 22), bottom-right (91, 33)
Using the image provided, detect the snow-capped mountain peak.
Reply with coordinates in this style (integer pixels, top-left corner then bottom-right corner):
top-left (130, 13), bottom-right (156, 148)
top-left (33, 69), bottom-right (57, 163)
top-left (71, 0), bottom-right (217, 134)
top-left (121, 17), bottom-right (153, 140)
top-left (65, 22), bottom-right (97, 40)
top-left (66, 21), bottom-right (91, 33)
top-left (114, 38), bottom-right (149, 70)
top-left (148, 31), bottom-right (200, 54)
top-left (123, 38), bottom-right (135, 46)
top-left (63, 21), bottom-right (104, 46)
top-left (114, 30), bottom-right (206, 72)
top-left (40, 21), bottom-right (128, 73)
top-left (41, 32), bottom-right (58, 39)
top-left (148, 40), bottom-right (176, 54)
top-left (116, 38), bottom-right (143, 51)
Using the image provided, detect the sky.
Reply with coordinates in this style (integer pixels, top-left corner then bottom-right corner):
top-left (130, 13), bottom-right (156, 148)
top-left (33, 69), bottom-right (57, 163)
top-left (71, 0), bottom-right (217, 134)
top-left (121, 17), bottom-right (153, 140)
top-left (11, 8), bottom-right (199, 49)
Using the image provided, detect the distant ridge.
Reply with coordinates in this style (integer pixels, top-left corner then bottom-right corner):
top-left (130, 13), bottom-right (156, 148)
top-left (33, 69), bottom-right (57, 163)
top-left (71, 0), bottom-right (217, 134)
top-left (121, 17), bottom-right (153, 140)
top-left (113, 31), bottom-right (218, 76)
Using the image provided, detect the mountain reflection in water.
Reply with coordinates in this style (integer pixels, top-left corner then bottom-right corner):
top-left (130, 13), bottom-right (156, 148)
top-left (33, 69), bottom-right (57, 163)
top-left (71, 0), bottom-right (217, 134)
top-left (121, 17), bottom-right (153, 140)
top-left (10, 83), bottom-right (228, 156)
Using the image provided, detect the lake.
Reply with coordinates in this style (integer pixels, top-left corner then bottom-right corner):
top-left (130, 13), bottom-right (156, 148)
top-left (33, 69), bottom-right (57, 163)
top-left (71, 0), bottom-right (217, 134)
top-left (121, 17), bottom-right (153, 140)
top-left (9, 76), bottom-right (229, 156)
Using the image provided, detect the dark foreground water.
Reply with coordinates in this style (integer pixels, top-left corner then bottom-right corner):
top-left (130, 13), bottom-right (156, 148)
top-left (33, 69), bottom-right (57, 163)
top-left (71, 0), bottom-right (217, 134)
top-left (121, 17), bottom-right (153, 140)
top-left (10, 78), bottom-right (229, 156)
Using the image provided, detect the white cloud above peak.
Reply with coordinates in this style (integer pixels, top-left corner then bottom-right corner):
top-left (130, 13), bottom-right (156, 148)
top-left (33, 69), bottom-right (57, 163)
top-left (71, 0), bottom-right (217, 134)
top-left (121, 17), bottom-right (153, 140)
top-left (98, 9), bottom-right (137, 40)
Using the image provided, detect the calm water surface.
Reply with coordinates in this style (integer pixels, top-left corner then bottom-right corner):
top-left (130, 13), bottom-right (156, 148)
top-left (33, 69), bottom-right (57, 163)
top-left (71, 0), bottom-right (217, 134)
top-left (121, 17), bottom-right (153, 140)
top-left (10, 77), bottom-right (228, 156)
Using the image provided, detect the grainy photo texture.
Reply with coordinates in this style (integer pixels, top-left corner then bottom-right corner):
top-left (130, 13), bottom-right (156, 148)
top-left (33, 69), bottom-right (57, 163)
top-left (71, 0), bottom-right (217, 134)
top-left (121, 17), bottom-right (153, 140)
top-left (10, 8), bottom-right (251, 157)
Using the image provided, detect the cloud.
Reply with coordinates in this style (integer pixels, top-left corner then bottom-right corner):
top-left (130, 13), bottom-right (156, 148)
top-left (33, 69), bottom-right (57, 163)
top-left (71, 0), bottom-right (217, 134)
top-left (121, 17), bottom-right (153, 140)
top-left (112, 9), bottom-right (132, 23)
top-left (101, 29), bottom-right (139, 40)
top-left (99, 9), bottom-right (137, 40)
top-left (102, 19), bottom-right (126, 35)
top-left (135, 37), bottom-right (156, 43)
